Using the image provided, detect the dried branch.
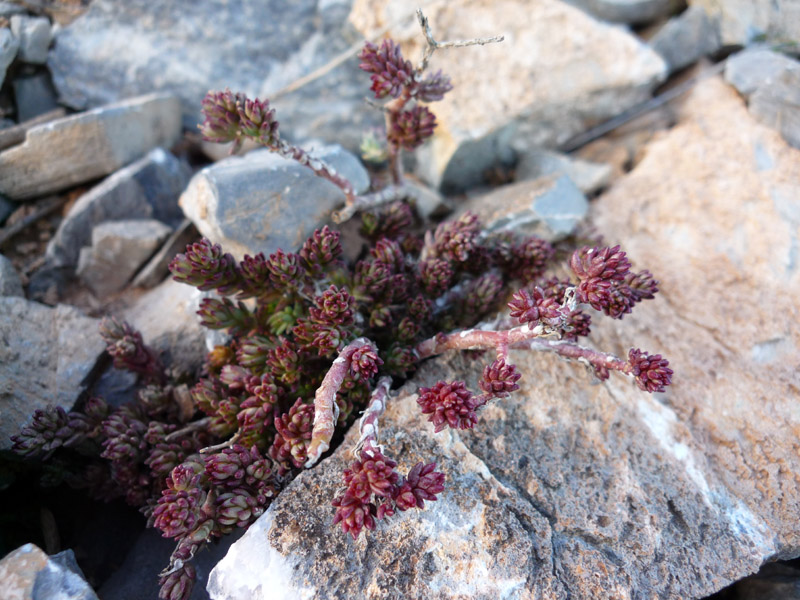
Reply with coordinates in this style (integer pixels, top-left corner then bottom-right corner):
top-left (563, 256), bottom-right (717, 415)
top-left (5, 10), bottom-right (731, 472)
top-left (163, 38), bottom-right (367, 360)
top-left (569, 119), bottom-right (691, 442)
top-left (415, 8), bottom-right (504, 74)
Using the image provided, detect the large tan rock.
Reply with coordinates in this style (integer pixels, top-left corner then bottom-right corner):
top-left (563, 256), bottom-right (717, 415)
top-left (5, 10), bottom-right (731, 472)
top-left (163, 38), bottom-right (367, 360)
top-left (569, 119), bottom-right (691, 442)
top-left (350, 0), bottom-right (666, 191)
top-left (208, 76), bottom-right (800, 599)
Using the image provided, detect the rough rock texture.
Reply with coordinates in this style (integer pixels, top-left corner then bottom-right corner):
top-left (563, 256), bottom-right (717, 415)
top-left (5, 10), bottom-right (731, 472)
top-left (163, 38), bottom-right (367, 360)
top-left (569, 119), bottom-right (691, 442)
top-left (46, 148), bottom-right (189, 267)
top-left (650, 5), bottom-right (721, 74)
top-left (351, 0), bottom-right (666, 191)
top-left (0, 28), bottom-right (19, 88)
top-left (76, 219), bottom-right (173, 296)
top-left (690, 0), bottom-right (800, 46)
top-left (461, 174), bottom-right (589, 240)
top-left (10, 15), bottom-right (52, 64)
top-left (179, 145), bottom-right (369, 260)
top-left (208, 76), bottom-right (800, 599)
top-left (0, 298), bottom-right (105, 450)
top-left (0, 544), bottom-right (99, 600)
top-left (565, 0), bottom-right (684, 23)
top-left (47, 0), bottom-right (380, 147)
top-left (0, 94), bottom-right (182, 201)
top-left (512, 145), bottom-right (611, 195)
top-left (0, 253), bottom-right (24, 296)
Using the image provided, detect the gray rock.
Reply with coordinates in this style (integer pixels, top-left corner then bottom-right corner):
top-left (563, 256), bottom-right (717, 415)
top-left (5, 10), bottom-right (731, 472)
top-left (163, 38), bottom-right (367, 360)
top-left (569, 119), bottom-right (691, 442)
top-left (565, 0), bottom-right (683, 24)
top-left (651, 5), bottom-right (721, 73)
top-left (0, 297), bottom-right (105, 450)
top-left (46, 148), bottom-right (190, 268)
top-left (179, 144), bottom-right (369, 260)
top-left (0, 253), bottom-right (24, 296)
top-left (132, 219), bottom-right (198, 289)
top-left (0, 193), bottom-right (15, 224)
top-left (0, 544), bottom-right (99, 600)
top-left (513, 145), bottom-right (612, 195)
top-left (0, 93), bottom-right (182, 201)
top-left (690, 0), bottom-right (800, 46)
top-left (461, 174), bottom-right (589, 241)
top-left (10, 15), bottom-right (53, 64)
top-left (122, 278), bottom-right (208, 380)
top-left (0, 28), bottom-right (19, 88)
top-left (47, 0), bottom-right (372, 138)
top-left (0, 1), bottom-right (25, 18)
top-left (76, 219), bottom-right (173, 297)
top-left (13, 72), bottom-right (61, 122)
top-left (725, 48), bottom-right (800, 97)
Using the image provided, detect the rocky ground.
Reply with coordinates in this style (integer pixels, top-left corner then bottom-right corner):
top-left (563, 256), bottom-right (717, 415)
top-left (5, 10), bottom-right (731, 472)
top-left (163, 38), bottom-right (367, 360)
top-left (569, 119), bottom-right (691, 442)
top-left (0, 0), bottom-right (799, 599)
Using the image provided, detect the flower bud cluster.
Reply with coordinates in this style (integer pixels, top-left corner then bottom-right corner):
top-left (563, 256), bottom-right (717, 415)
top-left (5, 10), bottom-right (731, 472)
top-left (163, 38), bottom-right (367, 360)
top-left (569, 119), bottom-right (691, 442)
top-left (100, 317), bottom-right (165, 384)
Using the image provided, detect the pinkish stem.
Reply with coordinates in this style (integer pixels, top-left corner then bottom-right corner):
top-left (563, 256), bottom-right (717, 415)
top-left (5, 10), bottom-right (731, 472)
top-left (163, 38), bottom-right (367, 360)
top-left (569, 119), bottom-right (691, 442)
top-left (355, 376), bottom-right (392, 459)
top-left (305, 337), bottom-right (377, 468)
top-left (273, 140), bottom-right (356, 204)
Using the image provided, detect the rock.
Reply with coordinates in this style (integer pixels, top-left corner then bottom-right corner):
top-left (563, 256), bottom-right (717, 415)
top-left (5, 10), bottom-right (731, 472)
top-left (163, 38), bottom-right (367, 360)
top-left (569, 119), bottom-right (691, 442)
top-left (351, 0), bottom-right (667, 192)
top-left (46, 148), bottom-right (190, 268)
top-left (650, 5), bottom-right (721, 73)
top-left (47, 0), bottom-right (377, 144)
top-left (0, 93), bottom-right (182, 201)
top-left (734, 563), bottom-right (800, 600)
top-left (0, 193), bottom-right (15, 224)
top-left (512, 145), bottom-right (612, 195)
top-left (10, 15), bottom-right (53, 64)
top-left (76, 219), bottom-right (173, 297)
top-left (132, 219), bottom-right (198, 289)
top-left (0, 28), bottom-right (19, 88)
top-left (566, 0), bottom-right (684, 24)
top-left (13, 72), bottom-right (61, 122)
top-left (0, 544), bottom-right (99, 600)
top-left (0, 297), bottom-right (105, 450)
top-left (209, 77), bottom-right (800, 600)
top-left (461, 174), bottom-right (589, 240)
top-left (0, 253), bottom-right (24, 296)
top-left (0, 1), bottom-right (25, 18)
top-left (689, 0), bottom-right (800, 46)
top-left (179, 144), bottom-right (369, 260)
top-left (725, 49), bottom-right (800, 149)
top-left (100, 527), bottom-right (243, 600)
top-left (121, 278), bottom-right (208, 380)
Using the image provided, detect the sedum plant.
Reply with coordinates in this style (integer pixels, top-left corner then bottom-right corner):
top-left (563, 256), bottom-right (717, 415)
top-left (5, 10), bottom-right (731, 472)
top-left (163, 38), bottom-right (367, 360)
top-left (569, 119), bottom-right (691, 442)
top-left (9, 12), bottom-right (671, 600)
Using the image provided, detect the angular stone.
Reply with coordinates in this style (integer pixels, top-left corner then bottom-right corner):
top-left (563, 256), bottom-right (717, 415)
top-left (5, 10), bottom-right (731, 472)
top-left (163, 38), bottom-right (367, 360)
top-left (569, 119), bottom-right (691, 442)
top-left (46, 0), bottom-right (375, 142)
top-left (0, 544), bottom-right (99, 600)
top-left (46, 148), bottom-right (190, 267)
top-left (725, 48), bottom-right (800, 97)
top-left (10, 15), bottom-right (52, 64)
top-left (132, 219), bottom-right (198, 289)
top-left (351, 0), bottom-right (666, 191)
top-left (0, 253), bottom-right (24, 296)
top-left (650, 5), bottom-right (722, 74)
top-left (179, 145), bottom-right (369, 260)
top-left (0, 2), bottom-right (25, 18)
top-left (0, 297), bottom-right (105, 450)
top-left (690, 0), bottom-right (800, 46)
top-left (76, 219), bottom-right (173, 297)
top-left (209, 77), bottom-right (800, 600)
top-left (513, 145), bottom-right (612, 195)
top-left (461, 174), bottom-right (589, 240)
top-left (565, 0), bottom-right (683, 24)
top-left (13, 72), bottom-right (60, 122)
top-left (0, 94), bottom-right (182, 201)
top-left (0, 28), bottom-right (19, 88)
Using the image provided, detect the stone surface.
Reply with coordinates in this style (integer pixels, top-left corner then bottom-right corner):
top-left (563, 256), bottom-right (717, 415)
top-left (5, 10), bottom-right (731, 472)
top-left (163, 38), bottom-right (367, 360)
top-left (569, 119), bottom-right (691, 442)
top-left (650, 5), bottom-right (721, 73)
top-left (689, 0), bottom-right (800, 46)
top-left (132, 219), bottom-right (198, 289)
top-left (0, 297), bottom-right (105, 450)
top-left (121, 278), bottom-right (208, 380)
top-left (0, 544), bottom-right (99, 600)
top-left (565, 0), bottom-right (684, 23)
top-left (179, 144), bottom-right (369, 260)
top-left (461, 174), bottom-right (589, 240)
top-left (209, 76), bottom-right (800, 600)
top-left (725, 49), bottom-right (800, 149)
top-left (0, 193), bottom-right (15, 224)
top-left (351, 0), bottom-right (667, 192)
top-left (46, 148), bottom-right (189, 268)
top-left (0, 1), bottom-right (25, 18)
top-left (10, 15), bottom-right (52, 64)
top-left (0, 28), bottom-right (19, 88)
top-left (13, 72), bottom-right (61, 122)
top-left (76, 219), bottom-right (173, 297)
top-left (47, 0), bottom-right (379, 146)
top-left (0, 93), bottom-right (182, 201)
top-left (0, 253), bottom-right (24, 296)
top-left (513, 145), bottom-right (611, 195)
